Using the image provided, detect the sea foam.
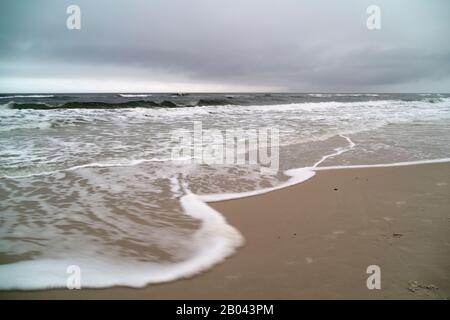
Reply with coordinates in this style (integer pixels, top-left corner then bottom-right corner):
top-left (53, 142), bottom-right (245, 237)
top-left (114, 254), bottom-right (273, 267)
top-left (1, 131), bottom-right (450, 289)
top-left (0, 181), bottom-right (243, 290)
top-left (1, 95), bottom-right (450, 290)
top-left (0, 95), bottom-right (54, 99)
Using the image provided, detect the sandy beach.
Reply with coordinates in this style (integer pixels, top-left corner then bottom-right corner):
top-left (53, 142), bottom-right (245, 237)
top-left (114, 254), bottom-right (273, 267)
top-left (1, 161), bottom-right (449, 299)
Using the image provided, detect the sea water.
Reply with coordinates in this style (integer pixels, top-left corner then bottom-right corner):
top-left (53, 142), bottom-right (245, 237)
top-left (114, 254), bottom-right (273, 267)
top-left (0, 93), bottom-right (449, 289)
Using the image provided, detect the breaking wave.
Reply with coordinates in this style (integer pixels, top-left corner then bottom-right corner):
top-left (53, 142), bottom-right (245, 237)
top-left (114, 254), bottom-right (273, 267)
top-left (0, 95), bottom-right (55, 99)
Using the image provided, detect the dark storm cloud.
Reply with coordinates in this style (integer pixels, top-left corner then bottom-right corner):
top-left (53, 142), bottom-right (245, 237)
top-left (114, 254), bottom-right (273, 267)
top-left (0, 0), bottom-right (449, 92)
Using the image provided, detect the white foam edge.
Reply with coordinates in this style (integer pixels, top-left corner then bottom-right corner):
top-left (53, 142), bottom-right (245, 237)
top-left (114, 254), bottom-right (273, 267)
top-left (313, 157), bottom-right (450, 171)
top-left (0, 188), bottom-right (243, 290)
top-left (200, 134), bottom-right (355, 202)
top-left (1, 157), bottom-right (192, 179)
top-left (199, 168), bottom-right (316, 203)
top-left (0, 95), bottom-right (54, 99)
top-left (1, 133), bottom-right (450, 290)
top-left (200, 158), bottom-right (450, 203)
top-left (2, 156), bottom-right (449, 290)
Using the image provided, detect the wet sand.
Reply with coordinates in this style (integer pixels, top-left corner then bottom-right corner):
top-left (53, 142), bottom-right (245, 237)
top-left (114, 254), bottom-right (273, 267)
top-left (1, 162), bottom-right (449, 299)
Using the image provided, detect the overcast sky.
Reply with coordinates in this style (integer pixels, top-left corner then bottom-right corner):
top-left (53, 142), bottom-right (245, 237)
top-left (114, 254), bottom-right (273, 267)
top-left (0, 0), bottom-right (449, 93)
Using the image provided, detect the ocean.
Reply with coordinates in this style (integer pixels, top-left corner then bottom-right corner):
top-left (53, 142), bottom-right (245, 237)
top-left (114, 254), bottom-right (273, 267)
top-left (1, 92), bottom-right (449, 289)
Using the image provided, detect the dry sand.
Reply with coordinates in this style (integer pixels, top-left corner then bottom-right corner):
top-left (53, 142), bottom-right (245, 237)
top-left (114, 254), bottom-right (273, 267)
top-left (1, 162), bottom-right (449, 299)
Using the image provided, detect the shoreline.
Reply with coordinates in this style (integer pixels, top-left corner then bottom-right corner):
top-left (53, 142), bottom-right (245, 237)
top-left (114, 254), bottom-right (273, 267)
top-left (200, 157), bottom-right (450, 203)
top-left (1, 161), bottom-right (449, 299)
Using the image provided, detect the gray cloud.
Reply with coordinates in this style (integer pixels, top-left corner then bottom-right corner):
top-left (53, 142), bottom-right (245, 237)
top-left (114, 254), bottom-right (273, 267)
top-left (1, 0), bottom-right (449, 92)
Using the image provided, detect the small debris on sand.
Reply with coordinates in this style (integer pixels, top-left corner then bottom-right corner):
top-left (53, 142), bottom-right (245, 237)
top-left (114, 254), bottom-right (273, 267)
top-left (408, 281), bottom-right (439, 296)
